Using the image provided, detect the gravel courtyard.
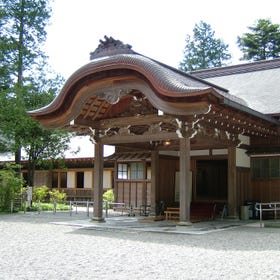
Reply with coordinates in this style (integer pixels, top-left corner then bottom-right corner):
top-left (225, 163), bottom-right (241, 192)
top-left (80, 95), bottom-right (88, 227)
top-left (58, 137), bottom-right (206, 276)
top-left (0, 212), bottom-right (280, 280)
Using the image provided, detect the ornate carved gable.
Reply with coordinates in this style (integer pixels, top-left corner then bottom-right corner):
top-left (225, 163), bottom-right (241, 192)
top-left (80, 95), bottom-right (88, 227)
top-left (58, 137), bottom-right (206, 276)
top-left (90, 36), bottom-right (135, 59)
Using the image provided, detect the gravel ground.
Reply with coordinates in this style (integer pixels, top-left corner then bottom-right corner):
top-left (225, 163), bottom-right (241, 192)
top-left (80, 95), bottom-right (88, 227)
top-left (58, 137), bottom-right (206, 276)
top-left (0, 212), bottom-right (280, 280)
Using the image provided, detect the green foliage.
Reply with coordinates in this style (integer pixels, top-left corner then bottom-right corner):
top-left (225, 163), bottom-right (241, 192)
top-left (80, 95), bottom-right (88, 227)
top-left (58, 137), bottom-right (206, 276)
top-left (179, 21), bottom-right (231, 71)
top-left (0, 0), bottom-right (52, 83)
top-left (0, 164), bottom-right (24, 211)
top-left (49, 189), bottom-right (67, 203)
top-left (103, 189), bottom-right (114, 204)
top-left (32, 186), bottom-right (49, 202)
top-left (0, 0), bottom-right (72, 186)
top-left (103, 189), bottom-right (115, 209)
top-left (237, 18), bottom-right (280, 61)
top-left (33, 202), bottom-right (70, 211)
top-left (32, 186), bottom-right (67, 204)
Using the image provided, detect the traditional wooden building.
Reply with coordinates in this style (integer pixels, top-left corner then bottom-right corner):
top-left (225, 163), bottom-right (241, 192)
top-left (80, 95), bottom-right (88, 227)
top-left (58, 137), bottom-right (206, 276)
top-left (19, 158), bottom-right (114, 201)
top-left (29, 36), bottom-right (280, 223)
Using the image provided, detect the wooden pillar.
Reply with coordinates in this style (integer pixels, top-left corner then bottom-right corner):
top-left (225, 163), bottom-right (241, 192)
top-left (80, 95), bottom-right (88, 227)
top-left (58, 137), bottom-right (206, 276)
top-left (178, 138), bottom-right (192, 225)
top-left (227, 145), bottom-right (238, 219)
top-left (113, 160), bottom-right (118, 203)
top-left (142, 160), bottom-right (147, 205)
top-left (92, 142), bottom-right (104, 222)
top-left (151, 150), bottom-right (159, 213)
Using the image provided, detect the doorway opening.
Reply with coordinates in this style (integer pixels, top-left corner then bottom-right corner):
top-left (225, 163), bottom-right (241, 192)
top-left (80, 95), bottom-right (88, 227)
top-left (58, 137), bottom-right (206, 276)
top-left (195, 159), bottom-right (227, 201)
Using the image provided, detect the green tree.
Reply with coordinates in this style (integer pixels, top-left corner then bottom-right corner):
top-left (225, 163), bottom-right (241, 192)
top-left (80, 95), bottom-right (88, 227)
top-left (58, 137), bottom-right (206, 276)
top-left (23, 125), bottom-right (72, 186)
top-left (179, 21), bottom-right (231, 71)
top-left (0, 164), bottom-right (24, 211)
top-left (0, 0), bottom-right (73, 186)
top-left (237, 19), bottom-right (280, 61)
top-left (0, 0), bottom-right (53, 163)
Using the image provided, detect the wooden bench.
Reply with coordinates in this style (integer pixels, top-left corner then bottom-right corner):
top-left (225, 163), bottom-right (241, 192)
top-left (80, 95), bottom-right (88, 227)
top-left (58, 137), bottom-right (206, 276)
top-left (164, 203), bottom-right (217, 221)
top-left (164, 207), bottom-right (179, 220)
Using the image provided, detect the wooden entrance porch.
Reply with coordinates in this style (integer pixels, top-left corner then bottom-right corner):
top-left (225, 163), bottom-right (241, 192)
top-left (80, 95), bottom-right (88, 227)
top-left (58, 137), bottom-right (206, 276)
top-left (29, 37), bottom-right (280, 223)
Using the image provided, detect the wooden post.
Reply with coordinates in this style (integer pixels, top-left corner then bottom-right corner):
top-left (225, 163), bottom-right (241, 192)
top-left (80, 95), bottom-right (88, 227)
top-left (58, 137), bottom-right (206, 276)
top-left (142, 160), bottom-right (147, 206)
top-left (227, 145), bottom-right (238, 219)
top-left (178, 138), bottom-right (192, 226)
top-left (113, 160), bottom-right (118, 203)
top-left (92, 142), bottom-right (104, 222)
top-left (151, 150), bottom-right (159, 214)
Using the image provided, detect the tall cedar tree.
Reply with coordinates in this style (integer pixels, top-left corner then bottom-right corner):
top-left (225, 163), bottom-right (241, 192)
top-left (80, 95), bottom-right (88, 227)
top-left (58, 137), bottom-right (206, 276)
top-left (237, 19), bottom-right (280, 61)
top-left (1, 0), bottom-right (52, 163)
top-left (0, 0), bottom-right (72, 186)
top-left (179, 21), bottom-right (231, 72)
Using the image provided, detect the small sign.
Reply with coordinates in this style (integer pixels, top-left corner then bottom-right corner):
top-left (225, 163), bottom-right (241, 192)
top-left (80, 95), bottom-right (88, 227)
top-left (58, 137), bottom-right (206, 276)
top-left (27, 186), bottom-right (33, 207)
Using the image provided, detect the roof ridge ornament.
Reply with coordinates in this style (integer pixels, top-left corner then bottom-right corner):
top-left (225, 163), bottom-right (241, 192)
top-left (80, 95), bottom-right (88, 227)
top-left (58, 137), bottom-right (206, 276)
top-left (90, 36), bottom-right (135, 60)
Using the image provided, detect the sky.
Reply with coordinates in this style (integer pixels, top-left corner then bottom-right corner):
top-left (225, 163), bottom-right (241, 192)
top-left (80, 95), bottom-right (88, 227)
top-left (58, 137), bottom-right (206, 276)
top-left (42, 0), bottom-right (280, 158)
top-left (45, 0), bottom-right (280, 80)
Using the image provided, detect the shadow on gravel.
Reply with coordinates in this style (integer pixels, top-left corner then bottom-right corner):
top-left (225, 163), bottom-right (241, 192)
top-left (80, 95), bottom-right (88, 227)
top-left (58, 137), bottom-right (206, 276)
top-left (0, 212), bottom-right (86, 224)
top-left (67, 223), bottom-right (280, 252)
top-left (2, 212), bottom-right (280, 252)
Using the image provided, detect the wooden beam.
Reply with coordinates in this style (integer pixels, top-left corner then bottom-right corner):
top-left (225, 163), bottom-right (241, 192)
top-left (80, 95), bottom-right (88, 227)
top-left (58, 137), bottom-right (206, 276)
top-left (74, 114), bottom-right (176, 128)
top-left (100, 131), bottom-right (179, 144)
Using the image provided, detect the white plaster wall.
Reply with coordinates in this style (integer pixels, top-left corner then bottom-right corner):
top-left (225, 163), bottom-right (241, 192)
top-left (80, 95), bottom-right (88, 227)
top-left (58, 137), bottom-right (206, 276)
top-left (239, 134), bottom-right (250, 145)
top-left (103, 170), bottom-right (112, 189)
top-left (84, 171), bottom-right (92, 189)
top-left (212, 149), bottom-right (228, 155)
top-left (190, 150), bottom-right (210, 156)
top-left (236, 148), bottom-right (250, 168)
top-left (67, 171), bottom-right (75, 188)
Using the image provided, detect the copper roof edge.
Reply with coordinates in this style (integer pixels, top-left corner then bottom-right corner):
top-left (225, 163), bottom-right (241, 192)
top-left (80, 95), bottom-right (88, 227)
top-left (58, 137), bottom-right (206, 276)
top-left (190, 58), bottom-right (280, 78)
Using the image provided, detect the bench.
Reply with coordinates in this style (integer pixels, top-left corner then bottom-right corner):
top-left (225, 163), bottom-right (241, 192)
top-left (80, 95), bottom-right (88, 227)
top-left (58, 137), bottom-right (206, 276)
top-left (164, 207), bottom-right (179, 220)
top-left (164, 203), bottom-right (217, 221)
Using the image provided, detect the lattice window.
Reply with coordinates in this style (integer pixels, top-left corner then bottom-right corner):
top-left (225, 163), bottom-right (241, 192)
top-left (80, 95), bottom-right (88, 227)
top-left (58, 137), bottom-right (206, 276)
top-left (130, 162), bottom-right (144, 179)
top-left (117, 163), bottom-right (128, 179)
top-left (252, 157), bottom-right (280, 179)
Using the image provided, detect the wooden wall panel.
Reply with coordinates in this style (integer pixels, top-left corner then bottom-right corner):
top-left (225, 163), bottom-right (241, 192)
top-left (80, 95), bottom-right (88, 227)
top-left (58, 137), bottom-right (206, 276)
top-left (236, 167), bottom-right (251, 208)
top-left (137, 183), bottom-right (143, 206)
top-left (130, 182), bottom-right (137, 207)
top-left (116, 180), bottom-right (151, 207)
top-left (271, 183), bottom-right (280, 201)
top-left (146, 182), bottom-right (151, 205)
top-left (251, 179), bottom-right (280, 202)
top-left (117, 183), bottom-right (124, 203)
top-left (158, 157), bottom-right (179, 205)
top-left (123, 182), bottom-right (130, 206)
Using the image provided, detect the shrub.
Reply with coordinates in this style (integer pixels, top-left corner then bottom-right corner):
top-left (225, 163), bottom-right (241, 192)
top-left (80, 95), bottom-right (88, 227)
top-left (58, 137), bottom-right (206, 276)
top-left (32, 186), bottom-right (49, 202)
top-left (0, 164), bottom-right (23, 211)
top-left (33, 202), bottom-right (70, 211)
top-left (103, 189), bottom-right (114, 208)
top-left (49, 189), bottom-right (67, 203)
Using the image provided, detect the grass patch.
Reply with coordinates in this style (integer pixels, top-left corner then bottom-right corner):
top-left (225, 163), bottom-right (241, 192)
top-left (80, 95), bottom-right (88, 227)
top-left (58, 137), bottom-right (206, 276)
top-left (31, 202), bottom-right (70, 211)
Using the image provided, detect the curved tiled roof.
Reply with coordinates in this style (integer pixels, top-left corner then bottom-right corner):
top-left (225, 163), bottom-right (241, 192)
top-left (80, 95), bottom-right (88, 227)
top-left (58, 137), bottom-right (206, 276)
top-left (30, 52), bottom-right (247, 117)
top-left (29, 37), bottom-right (279, 131)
